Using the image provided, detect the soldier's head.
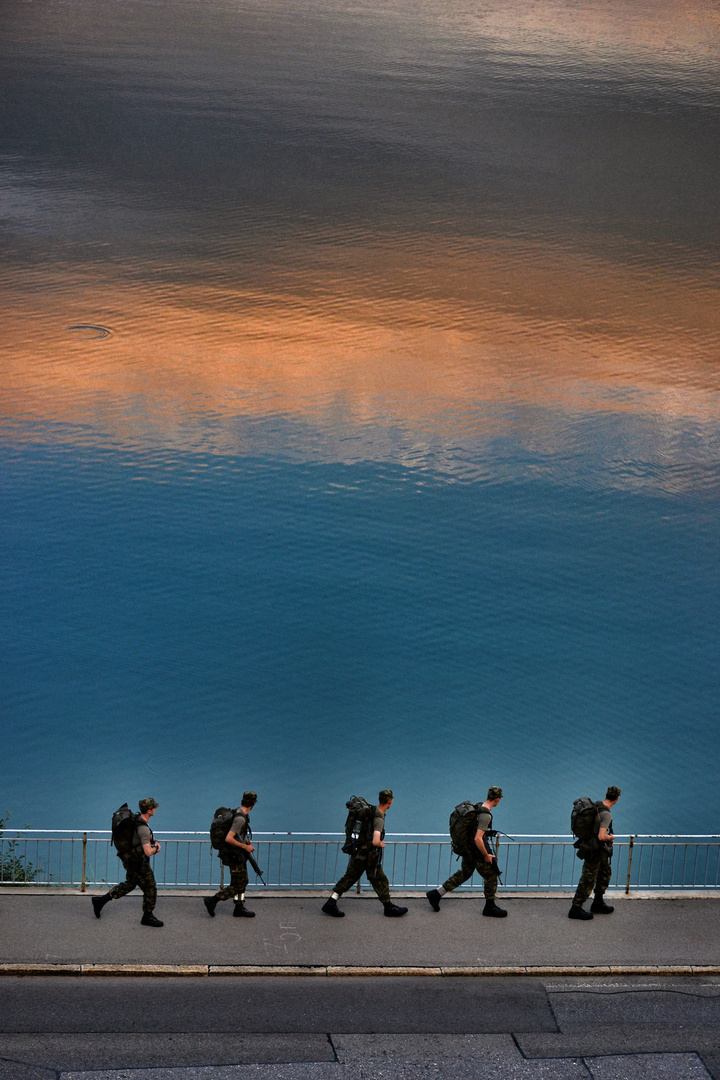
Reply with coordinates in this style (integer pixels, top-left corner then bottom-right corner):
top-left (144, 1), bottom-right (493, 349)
top-left (242, 791), bottom-right (258, 810)
top-left (486, 786), bottom-right (503, 806)
top-left (605, 786), bottom-right (621, 804)
top-left (138, 797), bottom-right (159, 817)
top-left (378, 789), bottom-right (393, 808)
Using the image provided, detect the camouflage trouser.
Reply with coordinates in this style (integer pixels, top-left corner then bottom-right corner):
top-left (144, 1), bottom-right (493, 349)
top-left (572, 848), bottom-right (612, 906)
top-left (214, 861), bottom-right (249, 902)
top-left (442, 853), bottom-right (499, 900)
top-left (335, 850), bottom-right (391, 904)
top-left (110, 857), bottom-right (157, 913)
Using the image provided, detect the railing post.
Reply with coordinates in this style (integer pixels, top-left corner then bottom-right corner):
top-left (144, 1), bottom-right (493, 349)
top-left (625, 835), bottom-right (634, 895)
top-left (81, 832), bottom-right (87, 892)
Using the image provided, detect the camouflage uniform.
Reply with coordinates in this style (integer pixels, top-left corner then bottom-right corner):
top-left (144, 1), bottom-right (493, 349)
top-left (334, 848), bottom-right (391, 904)
top-left (442, 802), bottom-right (499, 899)
top-left (443, 853), bottom-right (499, 900)
top-left (334, 805), bottom-right (391, 904)
top-left (215, 859), bottom-right (249, 902)
top-left (109, 855), bottom-right (157, 913)
top-left (572, 843), bottom-right (612, 906)
top-left (109, 805), bottom-right (159, 914)
top-left (213, 805), bottom-right (253, 902)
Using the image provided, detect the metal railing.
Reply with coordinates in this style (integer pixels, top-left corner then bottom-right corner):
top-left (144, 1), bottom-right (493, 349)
top-left (2, 831), bottom-right (720, 892)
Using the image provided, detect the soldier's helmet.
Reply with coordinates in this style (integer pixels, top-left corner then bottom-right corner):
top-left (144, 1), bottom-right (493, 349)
top-left (138, 798), bottom-right (159, 812)
top-left (242, 791), bottom-right (258, 806)
top-left (487, 786), bottom-right (503, 801)
top-left (378, 789), bottom-right (394, 803)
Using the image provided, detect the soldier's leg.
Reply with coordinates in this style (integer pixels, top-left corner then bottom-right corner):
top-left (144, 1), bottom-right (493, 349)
top-left (231, 864), bottom-right (254, 917)
top-left (571, 854), bottom-right (601, 908)
top-left (476, 858), bottom-right (506, 917)
top-left (138, 862), bottom-right (157, 913)
top-left (366, 862), bottom-right (391, 904)
top-left (322, 854), bottom-right (366, 917)
top-left (333, 854), bottom-right (366, 896)
top-left (214, 862), bottom-right (245, 902)
top-left (367, 860), bottom-right (407, 916)
top-left (476, 859), bottom-right (499, 900)
top-left (590, 854), bottom-right (614, 914)
top-left (109, 861), bottom-right (142, 900)
top-left (231, 863), bottom-right (249, 899)
top-left (440, 855), bottom-right (476, 894)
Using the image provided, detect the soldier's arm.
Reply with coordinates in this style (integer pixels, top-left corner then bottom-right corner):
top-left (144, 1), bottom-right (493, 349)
top-left (225, 829), bottom-right (254, 852)
top-left (372, 830), bottom-right (385, 848)
top-left (598, 827), bottom-right (613, 843)
top-left (474, 828), bottom-right (493, 862)
top-left (142, 840), bottom-right (160, 857)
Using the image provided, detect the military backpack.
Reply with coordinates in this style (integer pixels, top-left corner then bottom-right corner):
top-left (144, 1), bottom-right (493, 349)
top-left (111, 803), bottom-right (141, 860)
top-left (342, 796), bottom-right (375, 855)
top-left (449, 801), bottom-right (484, 857)
top-left (210, 805), bottom-right (251, 848)
top-left (570, 797), bottom-right (605, 843)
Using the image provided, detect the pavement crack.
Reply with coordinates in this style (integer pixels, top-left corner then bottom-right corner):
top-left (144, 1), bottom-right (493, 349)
top-left (510, 1033), bottom-right (527, 1059)
top-left (550, 989), bottom-right (720, 999)
top-left (544, 987), bottom-right (562, 1032)
top-left (327, 1033), bottom-right (339, 1062)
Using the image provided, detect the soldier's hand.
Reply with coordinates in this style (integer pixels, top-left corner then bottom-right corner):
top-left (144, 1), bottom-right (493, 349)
top-left (154, 842), bottom-right (161, 853)
top-left (246, 844), bottom-right (255, 852)
top-left (484, 853), bottom-right (494, 863)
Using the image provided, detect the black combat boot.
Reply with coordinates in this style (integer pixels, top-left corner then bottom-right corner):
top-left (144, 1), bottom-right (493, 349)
top-left (233, 901), bottom-right (255, 917)
top-left (482, 899), bottom-right (507, 918)
top-left (91, 893), bottom-right (112, 919)
top-left (140, 912), bottom-right (164, 927)
top-left (568, 904), bottom-right (593, 920)
top-left (321, 898), bottom-right (345, 917)
top-left (590, 891), bottom-right (614, 914)
top-left (426, 889), bottom-right (442, 912)
top-left (203, 896), bottom-right (218, 917)
top-left (383, 901), bottom-right (408, 917)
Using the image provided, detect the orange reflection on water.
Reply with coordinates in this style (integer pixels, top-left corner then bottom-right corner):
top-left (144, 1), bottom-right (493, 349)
top-left (1, 234), bottom-right (719, 453)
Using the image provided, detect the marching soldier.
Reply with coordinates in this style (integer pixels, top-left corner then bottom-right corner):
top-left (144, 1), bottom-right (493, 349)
top-left (204, 792), bottom-right (258, 918)
top-left (92, 797), bottom-right (164, 927)
top-left (569, 786), bottom-right (621, 920)
top-left (426, 786), bottom-right (507, 918)
top-left (322, 789), bottom-right (407, 918)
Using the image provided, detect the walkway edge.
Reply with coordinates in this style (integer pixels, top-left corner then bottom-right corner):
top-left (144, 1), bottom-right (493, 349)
top-left (2, 963), bottom-right (720, 977)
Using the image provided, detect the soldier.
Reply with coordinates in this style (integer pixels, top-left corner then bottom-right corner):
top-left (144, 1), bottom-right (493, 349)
top-left (569, 786), bottom-right (621, 921)
top-left (426, 786), bottom-right (507, 917)
top-left (322, 789), bottom-right (407, 918)
top-left (204, 792), bottom-right (257, 918)
top-left (92, 798), bottom-right (164, 927)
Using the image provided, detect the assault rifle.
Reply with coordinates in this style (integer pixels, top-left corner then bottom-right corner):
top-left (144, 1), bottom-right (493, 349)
top-left (483, 830), bottom-right (516, 885)
top-left (244, 850), bottom-right (266, 885)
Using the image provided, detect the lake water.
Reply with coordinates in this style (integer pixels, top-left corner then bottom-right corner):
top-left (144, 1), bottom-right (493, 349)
top-left (1, 0), bottom-right (719, 838)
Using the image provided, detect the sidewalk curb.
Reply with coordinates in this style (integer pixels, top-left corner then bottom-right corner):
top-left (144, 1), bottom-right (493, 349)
top-left (2, 963), bottom-right (720, 977)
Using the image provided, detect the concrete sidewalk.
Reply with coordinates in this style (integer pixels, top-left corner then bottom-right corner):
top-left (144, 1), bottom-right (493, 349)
top-left (1, 892), bottom-right (719, 975)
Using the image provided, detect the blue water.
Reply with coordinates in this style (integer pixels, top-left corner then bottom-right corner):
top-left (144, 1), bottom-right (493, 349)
top-left (1, 0), bottom-right (719, 838)
top-left (3, 417), bottom-right (719, 836)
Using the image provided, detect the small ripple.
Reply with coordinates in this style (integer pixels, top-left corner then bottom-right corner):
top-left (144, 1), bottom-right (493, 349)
top-left (66, 324), bottom-right (112, 340)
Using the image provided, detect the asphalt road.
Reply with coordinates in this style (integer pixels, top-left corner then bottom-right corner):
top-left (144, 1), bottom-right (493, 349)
top-left (1, 976), bottom-right (720, 1080)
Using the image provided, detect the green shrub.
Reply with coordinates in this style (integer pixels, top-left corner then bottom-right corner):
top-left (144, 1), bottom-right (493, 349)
top-left (0, 811), bottom-right (44, 883)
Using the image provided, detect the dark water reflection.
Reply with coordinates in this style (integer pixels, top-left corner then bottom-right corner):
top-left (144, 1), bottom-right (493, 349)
top-left (1, 0), bottom-right (718, 834)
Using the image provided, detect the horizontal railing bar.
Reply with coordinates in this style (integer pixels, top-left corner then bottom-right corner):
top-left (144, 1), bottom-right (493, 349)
top-left (4, 833), bottom-right (720, 891)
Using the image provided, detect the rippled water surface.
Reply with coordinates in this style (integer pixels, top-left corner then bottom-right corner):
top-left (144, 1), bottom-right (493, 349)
top-left (1, 0), bottom-right (719, 834)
